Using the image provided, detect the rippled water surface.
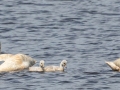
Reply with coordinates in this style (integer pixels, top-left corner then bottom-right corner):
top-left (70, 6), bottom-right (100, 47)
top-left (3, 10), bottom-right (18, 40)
top-left (1, 0), bottom-right (120, 89)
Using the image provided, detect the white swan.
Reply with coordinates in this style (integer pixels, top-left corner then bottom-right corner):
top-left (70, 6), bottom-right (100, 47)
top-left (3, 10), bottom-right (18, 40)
top-left (105, 58), bottom-right (120, 71)
top-left (0, 53), bottom-right (36, 72)
top-left (29, 60), bottom-right (44, 72)
top-left (44, 60), bottom-right (67, 72)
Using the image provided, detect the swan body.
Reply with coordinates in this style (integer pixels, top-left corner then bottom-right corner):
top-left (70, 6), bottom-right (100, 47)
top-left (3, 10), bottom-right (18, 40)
top-left (105, 58), bottom-right (120, 71)
top-left (29, 60), bottom-right (44, 72)
top-left (44, 60), bottom-right (67, 72)
top-left (0, 53), bottom-right (36, 72)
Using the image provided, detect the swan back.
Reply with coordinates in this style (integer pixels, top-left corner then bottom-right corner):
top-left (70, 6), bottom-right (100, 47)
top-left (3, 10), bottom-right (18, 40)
top-left (0, 53), bottom-right (36, 72)
top-left (44, 66), bottom-right (56, 72)
top-left (113, 58), bottom-right (120, 67)
top-left (11, 54), bottom-right (36, 67)
top-left (0, 54), bottom-right (14, 61)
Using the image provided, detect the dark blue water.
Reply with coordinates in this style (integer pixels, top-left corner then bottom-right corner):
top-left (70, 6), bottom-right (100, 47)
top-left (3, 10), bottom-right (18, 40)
top-left (0, 0), bottom-right (120, 89)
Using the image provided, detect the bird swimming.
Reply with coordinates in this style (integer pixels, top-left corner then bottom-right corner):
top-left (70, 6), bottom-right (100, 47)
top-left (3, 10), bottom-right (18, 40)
top-left (0, 53), bottom-right (36, 72)
top-left (29, 60), bottom-right (67, 72)
top-left (44, 60), bottom-right (67, 72)
top-left (29, 60), bottom-right (45, 72)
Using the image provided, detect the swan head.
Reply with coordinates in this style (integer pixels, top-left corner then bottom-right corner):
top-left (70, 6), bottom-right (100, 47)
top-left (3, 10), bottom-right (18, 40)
top-left (60, 60), bottom-right (67, 68)
top-left (39, 60), bottom-right (45, 68)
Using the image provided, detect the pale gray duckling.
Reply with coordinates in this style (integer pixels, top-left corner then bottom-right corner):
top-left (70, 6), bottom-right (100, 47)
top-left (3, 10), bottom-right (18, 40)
top-left (29, 60), bottom-right (44, 72)
top-left (44, 60), bottom-right (67, 72)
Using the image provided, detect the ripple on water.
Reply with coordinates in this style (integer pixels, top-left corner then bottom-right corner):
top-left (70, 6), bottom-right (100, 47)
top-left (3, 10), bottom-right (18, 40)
top-left (1, 0), bottom-right (120, 90)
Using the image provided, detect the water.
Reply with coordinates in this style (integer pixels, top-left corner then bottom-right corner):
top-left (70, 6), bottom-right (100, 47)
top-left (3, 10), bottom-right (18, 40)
top-left (0, 0), bottom-right (120, 89)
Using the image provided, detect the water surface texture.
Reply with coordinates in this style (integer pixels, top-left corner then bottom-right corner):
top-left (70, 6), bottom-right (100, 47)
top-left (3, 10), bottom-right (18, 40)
top-left (0, 0), bottom-right (120, 90)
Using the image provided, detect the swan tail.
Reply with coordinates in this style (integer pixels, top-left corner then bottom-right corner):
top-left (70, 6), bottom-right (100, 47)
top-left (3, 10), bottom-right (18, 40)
top-left (105, 61), bottom-right (119, 71)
